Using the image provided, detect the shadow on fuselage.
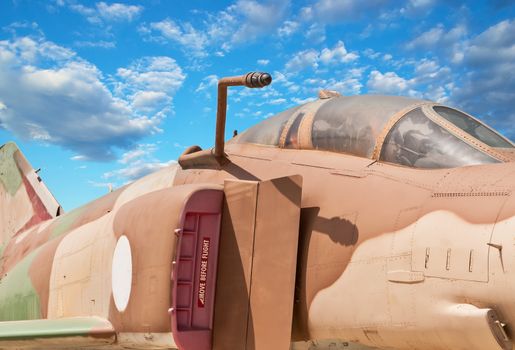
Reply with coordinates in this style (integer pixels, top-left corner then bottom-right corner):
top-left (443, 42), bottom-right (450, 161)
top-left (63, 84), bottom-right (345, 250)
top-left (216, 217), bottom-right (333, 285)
top-left (293, 207), bottom-right (359, 340)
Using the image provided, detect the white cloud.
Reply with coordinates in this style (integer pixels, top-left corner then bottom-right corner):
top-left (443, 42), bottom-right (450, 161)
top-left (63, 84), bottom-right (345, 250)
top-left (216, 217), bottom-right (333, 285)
top-left (311, 0), bottom-right (392, 22)
top-left (359, 24), bottom-right (373, 39)
top-left (204, 11), bottom-right (238, 49)
top-left (319, 40), bottom-right (359, 64)
top-left (285, 49), bottom-right (319, 71)
top-left (195, 74), bottom-right (219, 98)
top-left (280, 67), bottom-right (363, 102)
top-left (409, 58), bottom-right (452, 101)
top-left (116, 56), bottom-right (185, 95)
top-left (362, 58), bottom-right (452, 102)
top-left (73, 40), bottom-right (116, 49)
top-left (3, 21), bottom-right (43, 37)
top-left (406, 23), bottom-right (467, 51)
top-left (96, 2), bottom-right (142, 22)
top-left (119, 149), bottom-right (146, 165)
top-left (104, 143), bottom-right (176, 181)
top-left (104, 160), bottom-right (175, 181)
top-left (285, 41), bottom-right (358, 72)
top-left (326, 77), bottom-right (363, 95)
top-left (466, 19), bottom-right (515, 65)
top-left (1, 36), bottom-right (75, 63)
top-left (140, 0), bottom-right (289, 57)
top-left (118, 143), bottom-right (157, 164)
top-left (131, 91), bottom-right (170, 112)
top-left (406, 25), bottom-right (442, 48)
top-left (68, 4), bottom-right (98, 23)
top-left (229, 0), bottom-right (290, 44)
top-left (0, 36), bottom-right (184, 160)
top-left (400, 0), bottom-right (438, 15)
top-left (291, 96), bottom-right (317, 104)
top-left (414, 58), bottom-right (440, 75)
top-left (278, 20), bottom-right (299, 37)
top-left (257, 59), bottom-right (270, 66)
top-left (87, 181), bottom-right (113, 193)
top-left (449, 20), bottom-right (515, 136)
top-left (144, 18), bottom-right (208, 58)
top-left (115, 56), bottom-right (185, 118)
top-left (68, 1), bottom-right (142, 24)
top-left (26, 122), bottom-right (51, 140)
top-left (363, 48), bottom-right (381, 59)
top-left (367, 70), bottom-right (412, 94)
top-left (268, 98), bottom-right (287, 105)
top-left (305, 23), bottom-right (326, 44)
top-left (406, 23), bottom-right (468, 65)
top-left (298, 6), bottom-right (313, 21)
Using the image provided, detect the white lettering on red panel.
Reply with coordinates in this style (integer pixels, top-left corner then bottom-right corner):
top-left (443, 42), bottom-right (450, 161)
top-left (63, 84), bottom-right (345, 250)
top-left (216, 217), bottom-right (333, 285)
top-left (198, 237), bottom-right (210, 307)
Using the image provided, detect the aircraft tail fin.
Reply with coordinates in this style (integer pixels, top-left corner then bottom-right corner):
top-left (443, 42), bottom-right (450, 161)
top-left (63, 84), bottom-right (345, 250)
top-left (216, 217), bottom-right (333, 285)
top-left (0, 142), bottom-right (62, 242)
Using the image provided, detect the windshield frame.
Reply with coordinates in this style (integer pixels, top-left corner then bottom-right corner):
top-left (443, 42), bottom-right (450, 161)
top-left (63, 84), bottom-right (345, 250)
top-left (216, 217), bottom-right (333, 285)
top-left (375, 103), bottom-right (510, 168)
top-left (423, 104), bottom-right (510, 162)
top-left (428, 104), bottom-right (515, 149)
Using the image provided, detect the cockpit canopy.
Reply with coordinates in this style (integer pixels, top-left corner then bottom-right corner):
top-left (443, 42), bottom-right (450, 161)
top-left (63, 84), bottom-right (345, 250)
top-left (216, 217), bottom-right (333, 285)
top-left (232, 95), bottom-right (513, 169)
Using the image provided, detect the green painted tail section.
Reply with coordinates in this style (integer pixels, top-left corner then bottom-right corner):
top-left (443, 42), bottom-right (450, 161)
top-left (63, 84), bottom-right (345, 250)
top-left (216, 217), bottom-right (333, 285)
top-left (0, 142), bottom-right (62, 243)
top-left (0, 142), bottom-right (23, 196)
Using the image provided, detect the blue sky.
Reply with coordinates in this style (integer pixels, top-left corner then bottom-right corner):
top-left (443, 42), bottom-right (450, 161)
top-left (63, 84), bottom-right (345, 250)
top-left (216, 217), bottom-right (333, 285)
top-left (1, 0), bottom-right (514, 210)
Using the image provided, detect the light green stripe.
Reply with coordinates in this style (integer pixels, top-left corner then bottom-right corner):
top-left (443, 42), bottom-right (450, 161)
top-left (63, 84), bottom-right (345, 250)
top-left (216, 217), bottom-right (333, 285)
top-left (0, 317), bottom-right (114, 340)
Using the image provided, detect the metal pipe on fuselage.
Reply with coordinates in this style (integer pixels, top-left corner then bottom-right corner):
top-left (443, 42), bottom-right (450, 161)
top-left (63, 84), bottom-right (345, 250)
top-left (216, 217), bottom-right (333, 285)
top-left (214, 73), bottom-right (272, 159)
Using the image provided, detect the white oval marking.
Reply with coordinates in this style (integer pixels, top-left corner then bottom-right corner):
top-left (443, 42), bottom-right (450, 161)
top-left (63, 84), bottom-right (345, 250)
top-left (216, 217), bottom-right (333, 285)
top-left (112, 235), bottom-right (132, 312)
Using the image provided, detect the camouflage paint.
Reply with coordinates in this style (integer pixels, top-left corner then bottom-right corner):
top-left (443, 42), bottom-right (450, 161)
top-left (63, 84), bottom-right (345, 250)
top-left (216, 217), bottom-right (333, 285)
top-left (1, 142), bottom-right (60, 246)
top-left (0, 316), bottom-right (113, 340)
top-left (0, 248), bottom-right (41, 321)
top-left (3, 92), bottom-right (515, 350)
top-left (49, 207), bottom-right (85, 239)
top-left (0, 143), bottom-right (22, 196)
top-left (28, 235), bottom-right (66, 319)
top-left (15, 176), bottom-right (53, 234)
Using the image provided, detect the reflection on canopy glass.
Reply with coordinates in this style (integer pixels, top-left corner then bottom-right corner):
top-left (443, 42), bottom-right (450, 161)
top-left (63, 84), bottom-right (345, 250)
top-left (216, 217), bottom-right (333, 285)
top-left (235, 106), bottom-right (301, 146)
top-left (380, 108), bottom-right (499, 169)
top-left (433, 106), bottom-right (513, 148)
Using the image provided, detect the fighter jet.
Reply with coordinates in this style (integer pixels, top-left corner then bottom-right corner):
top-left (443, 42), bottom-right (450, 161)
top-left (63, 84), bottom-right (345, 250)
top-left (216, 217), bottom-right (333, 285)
top-left (1, 71), bottom-right (515, 350)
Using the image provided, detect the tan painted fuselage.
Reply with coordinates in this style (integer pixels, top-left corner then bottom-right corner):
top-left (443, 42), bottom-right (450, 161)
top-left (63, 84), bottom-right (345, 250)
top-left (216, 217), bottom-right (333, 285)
top-left (174, 142), bottom-right (515, 350)
top-left (3, 140), bottom-right (515, 350)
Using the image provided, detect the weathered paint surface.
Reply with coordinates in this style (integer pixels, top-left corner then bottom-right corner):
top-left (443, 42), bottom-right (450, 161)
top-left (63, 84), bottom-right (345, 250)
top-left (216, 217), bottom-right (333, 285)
top-left (0, 142), bottom-right (60, 244)
top-left (48, 207), bottom-right (84, 240)
top-left (0, 248), bottom-right (41, 321)
top-left (0, 316), bottom-right (113, 340)
top-left (0, 143), bottom-right (22, 196)
top-left (1, 94), bottom-right (515, 350)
